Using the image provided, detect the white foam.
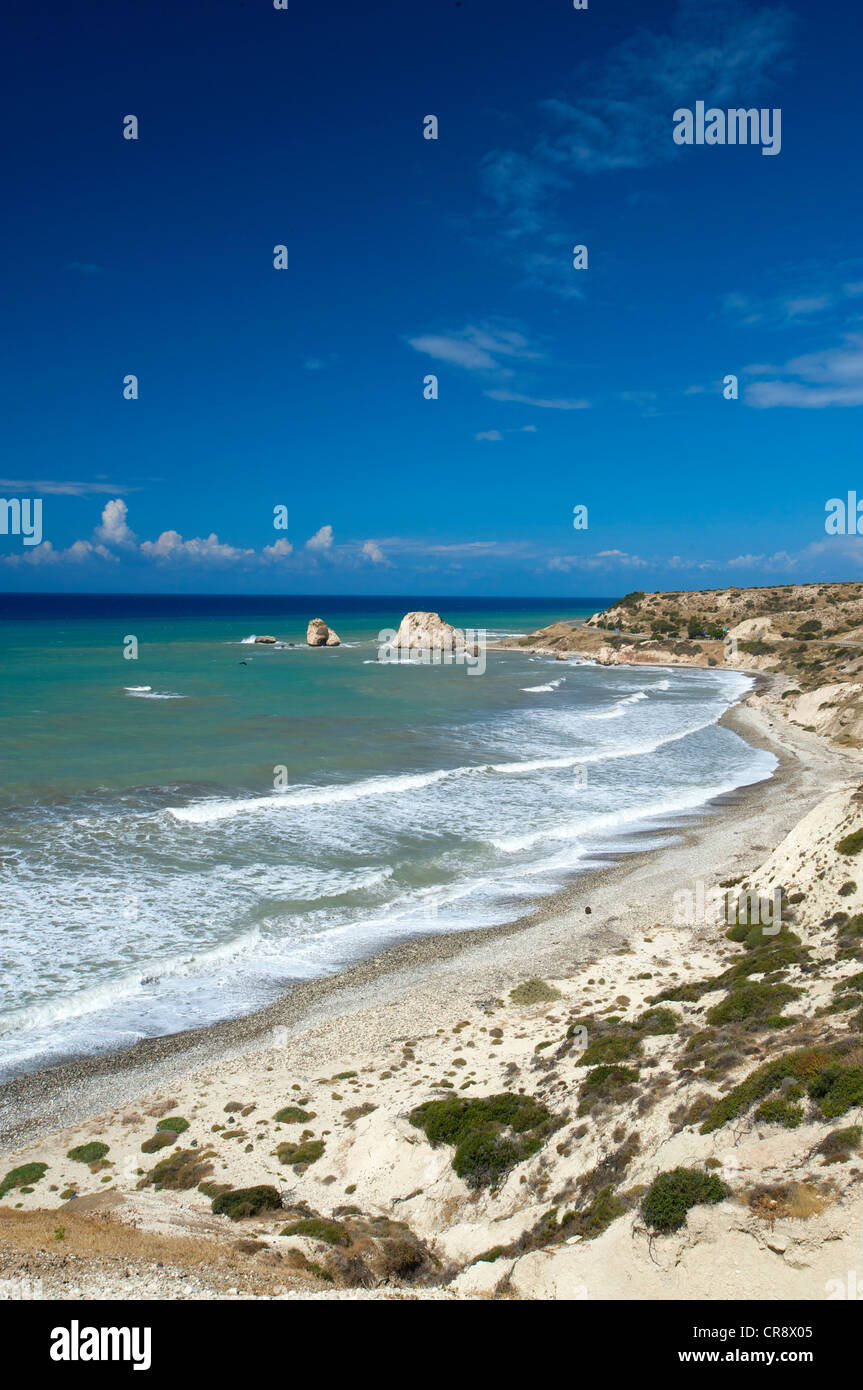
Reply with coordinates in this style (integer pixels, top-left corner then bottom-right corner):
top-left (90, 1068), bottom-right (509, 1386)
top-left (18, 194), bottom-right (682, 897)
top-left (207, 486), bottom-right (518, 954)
top-left (125, 689), bottom-right (185, 700)
top-left (168, 767), bottom-right (459, 824)
top-left (490, 756), bottom-right (774, 854)
top-left (522, 678), bottom-right (566, 693)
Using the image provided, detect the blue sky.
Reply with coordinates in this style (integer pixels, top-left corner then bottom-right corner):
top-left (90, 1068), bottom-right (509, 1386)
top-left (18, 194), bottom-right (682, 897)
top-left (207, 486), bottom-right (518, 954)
top-left (2, 0), bottom-right (863, 596)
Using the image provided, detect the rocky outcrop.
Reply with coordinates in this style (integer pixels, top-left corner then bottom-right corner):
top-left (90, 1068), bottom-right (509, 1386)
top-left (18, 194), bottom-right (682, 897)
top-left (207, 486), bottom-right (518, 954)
top-left (307, 618), bottom-right (341, 647)
top-left (254, 635), bottom-right (277, 644)
top-left (394, 611), bottom-right (465, 654)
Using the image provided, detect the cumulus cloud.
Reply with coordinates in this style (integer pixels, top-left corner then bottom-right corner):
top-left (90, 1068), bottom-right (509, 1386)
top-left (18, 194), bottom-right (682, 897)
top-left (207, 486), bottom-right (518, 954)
top-left (94, 498), bottom-right (136, 547)
top-left (305, 525), bottom-right (334, 552)
top-left (361, 540), bottom-right (387, 564)
top-left (139, 531), bottom-right (254, 564)
top-left (261, 537), bottom-right (294, 562)
top-left (2, 538), bottom-right (115, 567)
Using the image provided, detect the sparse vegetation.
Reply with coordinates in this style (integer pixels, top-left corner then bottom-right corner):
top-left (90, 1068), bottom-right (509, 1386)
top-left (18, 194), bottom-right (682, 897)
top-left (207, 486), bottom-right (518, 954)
top-left (156, 1116), bottom-right (189, 1134)
top-left (211, 1185), bottom-right (282, 1220)
top-left (509, 979), bottom-right (562, 1005)
top-left (281, 1218), bottom-right (349, 1246)
top-left (276, 1139), bottom-right (325, 1169)
top-left (816, 1125), bottom-right (862, 1163)
top-left (578, 1064), bottom-right (640, 1116)
top-left (1, 1162), bottom-right (48, 1195)
top-left (642, 1167), bottom-right (728, 1233)
top-left (66, 1143), bottom-right (109, 1164)
top-left (700, 1042), bottom-right (863, 1133)
top-left (140, 1148), bottom-right (215, 1191)
top-left (409, 1092), bottom-right (560, 1189)
top-left (274, 1106), bottom-right (315, 1124)
top-left (837, 829), bottom-right (863, 857)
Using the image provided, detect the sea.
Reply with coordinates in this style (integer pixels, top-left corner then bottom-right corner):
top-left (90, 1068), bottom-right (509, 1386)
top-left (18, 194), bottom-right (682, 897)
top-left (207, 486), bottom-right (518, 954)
top-left (0, 594), bottom-right (777, 1080)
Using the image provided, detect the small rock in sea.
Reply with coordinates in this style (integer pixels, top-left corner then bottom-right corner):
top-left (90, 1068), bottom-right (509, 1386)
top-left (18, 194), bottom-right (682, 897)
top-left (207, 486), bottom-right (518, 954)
top-left (254, 635), bottom-right (277, 644)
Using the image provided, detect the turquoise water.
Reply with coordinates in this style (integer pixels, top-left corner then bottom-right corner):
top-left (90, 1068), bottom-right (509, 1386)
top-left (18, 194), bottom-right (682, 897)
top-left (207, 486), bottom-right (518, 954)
top-left (0, 595), bottom-right (776, 1077)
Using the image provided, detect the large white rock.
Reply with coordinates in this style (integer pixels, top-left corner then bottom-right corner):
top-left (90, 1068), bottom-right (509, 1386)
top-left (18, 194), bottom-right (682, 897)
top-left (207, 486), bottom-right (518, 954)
top-left (394, 611), bottom-right (465, 654)
top-left (306, 618), bottom-right (341, 647)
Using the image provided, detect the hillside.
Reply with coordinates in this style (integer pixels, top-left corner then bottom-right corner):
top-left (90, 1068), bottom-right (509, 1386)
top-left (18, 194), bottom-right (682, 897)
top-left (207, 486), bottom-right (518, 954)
top-left (500, 582), bottom-right (863, 748)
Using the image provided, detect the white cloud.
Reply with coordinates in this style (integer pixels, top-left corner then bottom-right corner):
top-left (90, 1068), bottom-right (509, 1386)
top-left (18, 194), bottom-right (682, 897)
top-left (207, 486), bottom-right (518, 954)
top-left (747, 335), bottom-right (863, 408)
top-left (2, 538), bottom-right (115, 567)
top-left (408, 324), bottom-right (539, 375)
top-left (0, 478), bottom-right (134, 496)
top-left (361, 540), bottom-right (387, 564)
top-left (94, 498), bottom-right (136, 547)
top-left (485, 389), bottom-right (590, 411)
top-left (305, 525), bottom-right (334, 551)
top-left (475, 430), bottom-right (503, 442)
top-left (409, 334), bottom-right (497, 371)
top-left (139, 530), bottom-right (254, 564)
top-left (261, 537), bottom-right (294, 562)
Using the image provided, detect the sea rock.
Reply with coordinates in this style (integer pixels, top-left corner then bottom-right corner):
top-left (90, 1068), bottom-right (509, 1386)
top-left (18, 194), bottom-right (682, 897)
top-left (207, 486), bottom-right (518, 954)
top-left (307, 618), bottom-right (341, 647)
top-left (254, 635), bottom-right (277, 644)
top-left (394, 611), bottom-right (465, 654)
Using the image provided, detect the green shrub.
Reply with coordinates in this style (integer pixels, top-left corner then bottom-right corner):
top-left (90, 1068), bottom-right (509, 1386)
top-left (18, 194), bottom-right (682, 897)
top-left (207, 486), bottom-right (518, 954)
top-left (635, 1007), bottom-right (680, 1035)
top-left (700, 1044), bottom-right (862, 1133)
top-left (642, 1167), bottom-right (728, 1233)
top-left (573, 1184), bottom-right (628, 1237)
top-left (143, 1148), bottom-right (215, 1191)
top-left (836, 829), bottom-right (863, 856)
top-left (141, 1131), bottom-right (177, 1153)
top-left (277, 1139), bottom-right (325, 1168)
top-left (725, 922), bottom-right (750, 942)
top-left (816, 1125), bottom-right (862, 1162)
top-left (66, 1143), bottom-right (109, 1164)
top-left (577, 1065), bottom-right (640, 1116)
top-left (0, 1162), bottom-right (48, 1195)
top-left (474, 1245), bottom-right (505, 1263)
top-left (409, 1092), bottom-right (559, 1190)
top-left (212, 1186), bottom-right (282, 1220)
top-left (282, 1218), bottom-right (349, 1246)
top-left (274, 1106), bottom-right (315, 1124)
top-left (156, 1116), bottom-right (189, 1134)
top-left (754, 1097), bottom-right (804, 1128)
top-left (705, 982), bottom-right (799, 1026)
top-left (807, 1065), bottom-right (863, 1118)
top-left (452, 1130), bottom-right (523, 1188)
top-left (580, 1034), bottom-right (641, 1065)
top-left (509, 979), bottom-right (562, 1005)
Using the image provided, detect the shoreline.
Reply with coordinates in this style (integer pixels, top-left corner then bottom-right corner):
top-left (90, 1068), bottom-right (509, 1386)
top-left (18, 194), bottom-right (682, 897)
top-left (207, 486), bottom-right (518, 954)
top-left (1, 670), bottom-right (854, 1152)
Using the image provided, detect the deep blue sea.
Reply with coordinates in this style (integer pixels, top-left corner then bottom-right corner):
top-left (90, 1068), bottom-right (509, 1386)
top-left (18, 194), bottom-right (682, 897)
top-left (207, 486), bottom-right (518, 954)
top-left (0, 594), bottom-right (776, 1078)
